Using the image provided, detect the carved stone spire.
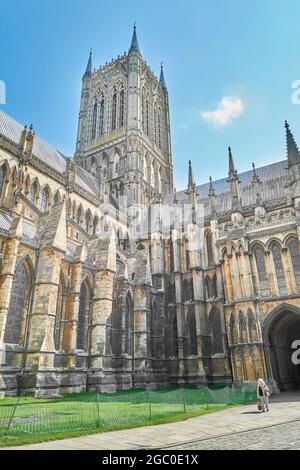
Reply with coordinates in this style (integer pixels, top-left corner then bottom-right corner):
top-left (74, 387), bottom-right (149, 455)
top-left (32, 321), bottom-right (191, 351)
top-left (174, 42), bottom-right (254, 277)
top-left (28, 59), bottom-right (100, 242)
top-left (159, 63), bottom-right (167, 90)
top-left (285, 120), bottom-right (300, 167)
top-left (227, 146), bottom-right (241, 212)
top-left (83, 49), bottom-right (92, 78)
top-left (208, 176), bottom-right (217, 218)
top-left (251, 162), bottom-right (263, 206)
top-left (129, 24), bottom-right (140, 53)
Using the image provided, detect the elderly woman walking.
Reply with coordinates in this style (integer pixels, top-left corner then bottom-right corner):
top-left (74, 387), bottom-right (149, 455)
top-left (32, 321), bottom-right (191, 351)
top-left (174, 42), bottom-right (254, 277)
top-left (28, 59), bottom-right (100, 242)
top-left (257, 378), bottom-right (270, 412)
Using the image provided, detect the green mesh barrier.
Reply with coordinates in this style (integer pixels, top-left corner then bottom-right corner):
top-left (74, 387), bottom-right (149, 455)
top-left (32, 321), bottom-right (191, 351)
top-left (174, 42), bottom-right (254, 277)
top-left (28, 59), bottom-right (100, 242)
top-left (0, 384), bottom-right (261, 436)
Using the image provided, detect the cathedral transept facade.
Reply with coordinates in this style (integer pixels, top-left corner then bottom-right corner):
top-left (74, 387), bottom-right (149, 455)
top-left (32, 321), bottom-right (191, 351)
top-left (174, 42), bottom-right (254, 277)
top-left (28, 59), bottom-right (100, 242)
top-left (0, 27), bottom-right (299, 397)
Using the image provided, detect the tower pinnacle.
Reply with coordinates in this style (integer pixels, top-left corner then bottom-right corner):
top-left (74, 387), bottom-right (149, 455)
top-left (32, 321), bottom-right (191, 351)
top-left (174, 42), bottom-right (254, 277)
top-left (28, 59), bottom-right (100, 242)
top-left (83, 49), bottom-right (92, 78)
top-left (129, 24), bottom-right (140, 53)
top-left (227, 146), bottom-right (241, 212)
top-left (285, 120), bottom-right (300, 166)
top-left (188, 160), bottom-right (195, 191)
top-left (228, 146), bottom-right (236, 177)
top-left (159, 63), bottom-right (167, 90)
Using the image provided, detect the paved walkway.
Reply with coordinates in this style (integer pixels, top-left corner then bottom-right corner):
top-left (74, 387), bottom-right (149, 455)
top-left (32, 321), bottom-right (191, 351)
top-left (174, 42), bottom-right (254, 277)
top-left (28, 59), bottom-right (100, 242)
top-left (4, 393), bottom-right (300, 450)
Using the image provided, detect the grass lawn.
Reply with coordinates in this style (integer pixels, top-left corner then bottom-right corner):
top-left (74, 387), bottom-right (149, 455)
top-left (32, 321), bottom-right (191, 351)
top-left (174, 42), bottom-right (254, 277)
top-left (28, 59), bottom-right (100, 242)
top-left (0, 388), bottom-right (239, 448)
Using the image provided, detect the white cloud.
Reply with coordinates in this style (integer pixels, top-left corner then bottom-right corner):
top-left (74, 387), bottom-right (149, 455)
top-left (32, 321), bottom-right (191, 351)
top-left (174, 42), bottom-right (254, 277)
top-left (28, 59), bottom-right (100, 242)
top-left (201, 96), bottom-right (245, 126)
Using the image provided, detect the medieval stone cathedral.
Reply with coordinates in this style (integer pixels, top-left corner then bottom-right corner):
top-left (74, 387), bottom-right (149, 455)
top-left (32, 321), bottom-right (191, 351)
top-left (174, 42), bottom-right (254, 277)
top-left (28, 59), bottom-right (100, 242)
top-left (0, 27), bottom-right (299, 397)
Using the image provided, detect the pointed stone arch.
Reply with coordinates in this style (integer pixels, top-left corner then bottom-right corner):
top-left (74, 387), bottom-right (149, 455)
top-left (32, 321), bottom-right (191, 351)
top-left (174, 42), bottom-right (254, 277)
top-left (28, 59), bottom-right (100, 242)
top-left (286, 236), bottom-right (300, 291)
top-left (38, 184), bottom-right (51, 212)
top-left (76, 276), bottom-right (93, 351)
top-left (238, 311), bottom-right (248, 343)
top-left (4, 255), bottom-right (34, 346)
top-left (248, 309), bottom-right (258, 343)
top-left (269, 240), bottom-right (288, 295)
top-left (209, 307), bottom-right (223, 354)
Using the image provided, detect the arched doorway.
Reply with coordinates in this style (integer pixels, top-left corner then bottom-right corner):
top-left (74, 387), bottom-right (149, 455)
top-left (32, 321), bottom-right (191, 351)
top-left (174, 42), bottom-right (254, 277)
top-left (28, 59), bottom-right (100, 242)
top-left (264, 305), bottom-right (300, 391)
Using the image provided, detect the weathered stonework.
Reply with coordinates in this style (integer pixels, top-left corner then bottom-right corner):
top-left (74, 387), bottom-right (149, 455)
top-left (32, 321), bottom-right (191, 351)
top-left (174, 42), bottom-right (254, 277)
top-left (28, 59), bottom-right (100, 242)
top-left (0, 28), bottom-right (299, 397)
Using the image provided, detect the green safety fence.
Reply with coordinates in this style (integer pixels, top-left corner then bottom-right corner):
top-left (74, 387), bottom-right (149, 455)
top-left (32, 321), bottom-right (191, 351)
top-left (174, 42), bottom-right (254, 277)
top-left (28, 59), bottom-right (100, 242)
top-left (0, 384), bottom-right (259, 437)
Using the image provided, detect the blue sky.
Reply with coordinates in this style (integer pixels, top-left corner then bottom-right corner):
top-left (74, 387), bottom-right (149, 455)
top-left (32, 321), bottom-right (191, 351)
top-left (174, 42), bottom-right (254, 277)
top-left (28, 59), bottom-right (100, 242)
top-left (1, 0), bottom-right (300, 190)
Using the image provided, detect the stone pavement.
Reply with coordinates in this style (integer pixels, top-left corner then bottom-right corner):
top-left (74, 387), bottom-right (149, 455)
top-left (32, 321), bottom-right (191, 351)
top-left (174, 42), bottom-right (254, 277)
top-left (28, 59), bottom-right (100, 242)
top-left (4, 393), bottom-right (300, 450)
top-left (165, 420), bottom-right (300, 450)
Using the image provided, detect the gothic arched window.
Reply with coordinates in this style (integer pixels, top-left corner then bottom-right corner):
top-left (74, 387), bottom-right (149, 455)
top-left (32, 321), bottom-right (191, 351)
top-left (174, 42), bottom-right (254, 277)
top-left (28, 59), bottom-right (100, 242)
top-left (271, 242), bottom-right (288, 295)
top-left (209, 308), bottom-right (223, 354)
top-left (239, 312), bottom-right (247, 343)
top-left (125, 294), bottom-right (134, 355)
top-left (205, 275), bottom-right (211, 299)
top-left (76, 280), bottom-right (91, 350)
top-left (38, 187), bottom-right (49, 213)
top-left (187, 309), bottom-right (197, 356)
top-left (206, 232), bottom-right (214, 266)
top-left (254, 245), bottom-right (269, 296)
top-left (99, 97), bottom-right (105, 136)
top-left (119, 87), bottom-right (125, 128)
top-left (91, 102), bottom-right (97, 140)
top-left (28, 181), bottom-right (38, 204)
top-left (288, 238), bottom-right (300, 291)
top-left (248, 311), bottom-right (258, 343)
top-left (212, 274), bottom-right (218, 298)
top-left (111, 89), bottom-right (117, 131)
top-left (4, 260), bottom-right (31, 345)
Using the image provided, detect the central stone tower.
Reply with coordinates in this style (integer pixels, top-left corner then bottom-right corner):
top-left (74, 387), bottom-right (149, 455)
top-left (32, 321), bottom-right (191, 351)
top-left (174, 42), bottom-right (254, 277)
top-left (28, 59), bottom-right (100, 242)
top-left (75, 26), bottom-right (173, 207)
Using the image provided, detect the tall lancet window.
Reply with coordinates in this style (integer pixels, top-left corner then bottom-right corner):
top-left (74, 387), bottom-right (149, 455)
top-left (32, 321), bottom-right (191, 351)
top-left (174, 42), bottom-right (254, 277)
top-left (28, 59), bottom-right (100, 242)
top-left (271, 242), bottom-right (288, 295)
top-left (99, 96), bottom-right (105, 136)
top-left (91, 102), bottom-right (97, 140)
top-left (28, 181), bottom-right (38, 204)
top-left (288, 238), bottom-right (300, 291)
top-left (119, 87), bottom-right (125, 128)
top-left (77, 280), bottom-right (91, 351)
top-left (4, 260), bottom-right (31, 345)
top-left (38, 187), bottom-right (49, 213)
top-left (158, 110), bottom-right (161, 149)
top-left (254, 246), bottom-right (269, 296)
top-left (111, 88), bottom-right (117, 131)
